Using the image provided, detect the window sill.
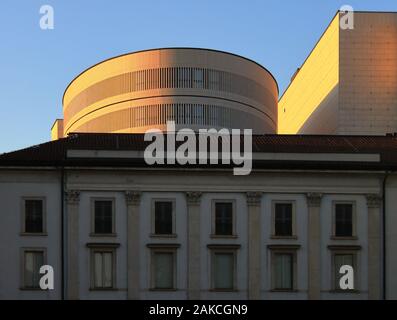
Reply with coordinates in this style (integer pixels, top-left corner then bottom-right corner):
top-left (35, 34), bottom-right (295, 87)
top-left (149, 288), bottom-right (178, 292)
top-left (89, 287), bottom-right (119, 291)
top-left (89, 233), bottom-right (117, 237)
top-left (210, 234), bottom-right (238, 239)
top-left (20, 287), bottom-right (44, 291)
top-left (20, 232), bottom-right (48, 237)
top-left (150, 233), bottom-right (177, 239)
top-left (270, 235), bottom-right (297, 240)
top-left (330, 236), bottom-right (358, 240)
top-left (209, 289), bottom-right (239, 292)
top-left (270, 289), bottom-right (297, 292)
top-left (329, 289), bottom-right (360, 294)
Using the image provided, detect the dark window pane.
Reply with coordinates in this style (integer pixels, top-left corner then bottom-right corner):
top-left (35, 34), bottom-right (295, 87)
top-left (214, 253), bottom-right (234, 289)
top-left (275, 203), bottom-right (292, 236)
top-left (24, 251), bottom-right (44, 288)
top-left (155, 201), bottom-right (173, 234)
top-left (335, 204), bottom-right (353, 237)
top-left (94, 200), bottom-right (113, 234)
top-left (215, 202), bottom-right (233, 235)
top-left (25, 200), bottom-right (43, 233)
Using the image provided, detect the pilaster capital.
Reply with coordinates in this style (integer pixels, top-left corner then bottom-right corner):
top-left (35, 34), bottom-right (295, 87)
top-left (125, 191), bottom-right (141, 206)
top-left (65, 190), bottom-right (80, 205)
top-left (186, 192), bottom-right (202, 205)
top-left (306, 193), bottom-right (322, 207)
top-left (366, 194), bottom-right (382, 208)
top-left (246, 192), bottom-right (262, 207)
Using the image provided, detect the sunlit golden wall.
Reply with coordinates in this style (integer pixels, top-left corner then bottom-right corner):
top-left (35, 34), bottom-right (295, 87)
top-left (278, 14), bottom-right (340, 134)
top-left (58, 48), bottom-right (278, 138)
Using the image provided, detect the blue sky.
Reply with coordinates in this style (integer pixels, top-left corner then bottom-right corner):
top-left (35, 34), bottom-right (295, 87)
top-left (0, 0), bottom-right (396, 152)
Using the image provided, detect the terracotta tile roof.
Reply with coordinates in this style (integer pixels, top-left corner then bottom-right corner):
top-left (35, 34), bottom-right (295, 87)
top-left (0, 132), bottom-right (397, 170)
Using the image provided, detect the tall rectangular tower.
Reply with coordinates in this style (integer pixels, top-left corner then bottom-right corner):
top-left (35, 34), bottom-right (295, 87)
top-left (279, 11), bottom-right (397, 135)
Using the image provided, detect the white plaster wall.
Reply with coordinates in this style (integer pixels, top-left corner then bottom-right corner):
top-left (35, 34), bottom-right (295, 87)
top-left (0, 171), bottom-right (62, 300)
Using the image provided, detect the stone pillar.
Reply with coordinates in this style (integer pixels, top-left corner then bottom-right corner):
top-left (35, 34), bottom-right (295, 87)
top-left (65, 190), bottom-right (80, 300)
top-left (186, 191), bottom-right (202, 300)
top-left (125, 191), bottom-right (141, 300)
top-left (366, 194), bottom-right (382, 300)
top-left (306, 192), bottom-right (322, 300)
top-left (246, 192), bottom-right (262, 300)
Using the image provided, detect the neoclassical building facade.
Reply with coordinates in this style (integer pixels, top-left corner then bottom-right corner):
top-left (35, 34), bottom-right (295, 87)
top-left (1, 133), bottom-right (396, 300)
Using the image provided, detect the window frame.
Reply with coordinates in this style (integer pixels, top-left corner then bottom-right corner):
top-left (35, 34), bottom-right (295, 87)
top-left (268, 245), bottom-right (300, 292)
top-left (332, 201), bottom-right (357, 239)
top-left (208, 244), bottom-right (240, 292)
top-left (150, 198), bottom-right (176, 238)
top-left (90, 197), bottom-right (116, 237)
top-left (88, 244), bottom-right (119, 290)
top-left (211, 199), bottom-right (237, 238)
top-left (21, 197), bottom-right (47, 236)
top-left (271, 200), bottom-right (297, 239)
top-left (20, 247), bottom-right (47, 290)
top-left (147, 244), bottom-right (180, 291)
top-left (329, 245), bottom-right (360, 292)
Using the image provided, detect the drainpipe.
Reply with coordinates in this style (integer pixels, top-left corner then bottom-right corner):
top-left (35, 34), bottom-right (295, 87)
top-left (382, 171), bottom-right (390, 300)
top-left (61, 166), bottom-right (65, 300)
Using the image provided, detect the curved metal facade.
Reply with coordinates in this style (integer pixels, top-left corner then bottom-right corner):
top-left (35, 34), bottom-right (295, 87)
top-left (60, 48), bottom-right (278, 137)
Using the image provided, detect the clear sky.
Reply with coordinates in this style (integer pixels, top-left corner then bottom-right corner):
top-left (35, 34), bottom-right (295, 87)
top-left (0, 0), bottom-right (396, 153)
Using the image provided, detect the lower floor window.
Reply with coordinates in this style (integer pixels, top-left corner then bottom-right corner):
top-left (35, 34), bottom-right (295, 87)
top-left (23, 250), bottom-right (44, 289)
top-left (274, 253), bottom-right (293, 290)
top-left (213, 252), bottom-right (235, 290)
top-left (332, 251), bottom-right (357, 291)
top-left (269, 245), bottom-right (299, 291)
top-left (148, 244), bottom-right (180, 290)
top-left (88, 245), bottom-right (118, 289)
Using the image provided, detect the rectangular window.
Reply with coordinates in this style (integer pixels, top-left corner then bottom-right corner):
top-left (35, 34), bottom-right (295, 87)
top-left (213, 252), bottom-right (235, 290)
top-left (214, 202), bottom-right (234, 236)
top-left (23, 250), bottom-right (44, 289)
top-left (335, 203), bottom-right (353, 237)
top-left (152, 252), bottom-right (175, 289)
top-left (92, 250), bottom-right (114, 289)
top-left (154, 201), bottom-right (173, 235)
top-left (334, 253), bottom-right (354, 290)
top-left (94, 200), bottom-right (114, 234)
top-left (24, 199), bottom-right (44, 233)
top-left (274, 203), bottom-right (293, 236)
top-left (274, 253), bottom-right (293, 290)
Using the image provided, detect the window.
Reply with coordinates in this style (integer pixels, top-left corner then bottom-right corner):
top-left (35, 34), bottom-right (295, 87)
top-left (23, 198), bottom-right (45, 234)
top-left (213, 201), bottom-right (234, 236)
top-left (269, 245), bottom-right (299, 291)
top-left (153, 200), bottom-right (174, 235)
top-left (148, 244), bottom-right (179, 290)
top-left (89, 245), bottom-right (118, 289)
top-left (22, 249), bottom-right (44, 289)
top-left (329, 246), bottom-right (360, 291)
top-left (334, 203), bottom-right (354, 237)
top-left (274, 202), bottom-right (293, 237)
top-left (209, 245), bottom-right (240, 291)
top-left (92, 199), bottom-right (114, 235)
top-left (274, 253), bottom-right (293, 290)
top-left (213, 253), bottom-right (234, 290)
top-left (152, 252), bottom-right (175, 289)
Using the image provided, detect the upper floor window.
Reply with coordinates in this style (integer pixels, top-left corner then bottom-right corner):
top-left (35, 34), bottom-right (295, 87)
top-left (23, 198), bottom-right (45, 234)
top-left (153, 200), bottom-right (174, 235)
top-left (273, 202), bottom-right (294, 237)
top-left (22, 249), bottom-right (45, 289)
top-left (334, 203), bottom-right (354, 238)
top-left (213, 201), bottom-right (234, 236)
top-left (92, 199), bottom-right (115, 235)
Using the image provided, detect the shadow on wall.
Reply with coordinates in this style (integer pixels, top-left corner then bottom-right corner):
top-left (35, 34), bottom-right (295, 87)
top-left (296, 84), bottom-right (339, 135)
